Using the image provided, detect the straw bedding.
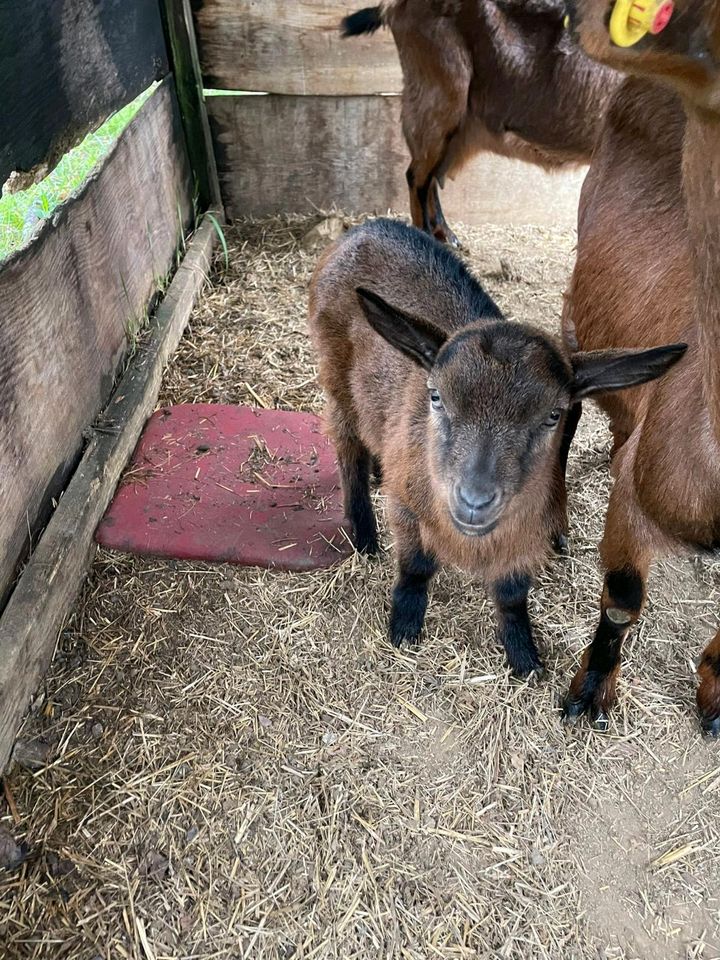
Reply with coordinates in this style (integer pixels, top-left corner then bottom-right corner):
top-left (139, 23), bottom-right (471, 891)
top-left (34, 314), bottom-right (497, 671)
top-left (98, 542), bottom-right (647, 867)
top-left (1, 214), bottom-right (719, 960)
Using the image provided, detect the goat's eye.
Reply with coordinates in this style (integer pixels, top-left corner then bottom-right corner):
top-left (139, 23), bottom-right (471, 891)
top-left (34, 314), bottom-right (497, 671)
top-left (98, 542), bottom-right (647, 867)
top-left (429, 388), bottom-right (443, 411)
top-left (544, 409), bottom-right (562, 428)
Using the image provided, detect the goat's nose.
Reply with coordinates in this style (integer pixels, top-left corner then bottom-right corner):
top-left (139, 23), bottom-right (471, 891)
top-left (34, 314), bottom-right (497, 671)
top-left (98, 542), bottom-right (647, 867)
top-left (456, 483), bottom-right (500, 512)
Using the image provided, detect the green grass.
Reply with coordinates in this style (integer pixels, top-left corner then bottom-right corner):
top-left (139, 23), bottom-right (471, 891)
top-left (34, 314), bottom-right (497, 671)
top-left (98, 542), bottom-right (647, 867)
top-left (0, 85), bottom-right (155, 262)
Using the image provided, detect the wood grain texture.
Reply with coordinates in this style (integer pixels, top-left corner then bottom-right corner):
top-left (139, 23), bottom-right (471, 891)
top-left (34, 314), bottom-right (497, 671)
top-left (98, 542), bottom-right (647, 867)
top-left (0, 79), bottom-right (192, 609)
top-left (0, 215), bottom-right (217, 775)
top-left (161, 0), bottom-right (224, 211)
top-left (0, 0), bottom-right (169, 188)
top-left (207, 93), bottom-right (586, 225)
top-left (191, 0), bottom-right (402, 94)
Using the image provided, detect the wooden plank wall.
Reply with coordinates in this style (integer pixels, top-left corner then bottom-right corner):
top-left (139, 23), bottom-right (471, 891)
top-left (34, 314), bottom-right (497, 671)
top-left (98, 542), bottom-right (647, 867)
top-left (208, 93), bottom-right (587, 225)
top-left (193, 0), bottom-right (586, 226)
top-left (0, 0), bottom-right (168, 189)
top-left (192, 0), bottom-right (402, 94)
top-left (0, 80), bottom-right (192, 608)
top-left (0, 217), bottom-right (216, 775)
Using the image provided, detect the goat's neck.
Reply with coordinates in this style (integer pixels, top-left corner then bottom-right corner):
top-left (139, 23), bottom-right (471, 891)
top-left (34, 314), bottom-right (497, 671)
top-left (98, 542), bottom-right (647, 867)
top-left (683, 105), bottom-right (720, 434)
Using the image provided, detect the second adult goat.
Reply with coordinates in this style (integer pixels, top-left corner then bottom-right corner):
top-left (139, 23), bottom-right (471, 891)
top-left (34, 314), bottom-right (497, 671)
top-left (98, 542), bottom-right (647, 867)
top-left (341, 1), bottom-right (621, 245)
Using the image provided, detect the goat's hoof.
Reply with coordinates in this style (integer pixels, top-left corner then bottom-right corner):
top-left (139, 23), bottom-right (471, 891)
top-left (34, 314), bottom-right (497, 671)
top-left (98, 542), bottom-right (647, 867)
top-left (389, 632), bottom-right (420, 650)
top-left (353, 531), bottom-right (380, 557)
top-left (512, 661), bottom-right (545, 684)
top-left (561, 695), bottom-right (610, 731)
top-left (561, 697), bottom-right (585, 724)
top-left (593, 710), bottom-right (610, 733)
top-left (432, 227), bottom-right (461, 249)
top-left (552, 532), bottom-right (569, 556)
top-left (700, 713), bottom-right (720, 738)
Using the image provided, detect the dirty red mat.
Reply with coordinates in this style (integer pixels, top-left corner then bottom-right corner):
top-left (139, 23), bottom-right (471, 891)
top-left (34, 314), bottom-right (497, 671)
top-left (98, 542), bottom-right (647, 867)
top-left (95, 404), bottom-right (353, 571)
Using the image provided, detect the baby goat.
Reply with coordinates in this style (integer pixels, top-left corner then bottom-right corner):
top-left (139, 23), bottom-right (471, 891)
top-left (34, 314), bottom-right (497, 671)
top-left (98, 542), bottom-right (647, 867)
top-left (308, 219), bottom-right (685, 674)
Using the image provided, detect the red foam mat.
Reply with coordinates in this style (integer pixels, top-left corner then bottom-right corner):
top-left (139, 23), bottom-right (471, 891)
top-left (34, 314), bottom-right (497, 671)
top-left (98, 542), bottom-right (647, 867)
top-left (95, 404), bottom-right (353, 571)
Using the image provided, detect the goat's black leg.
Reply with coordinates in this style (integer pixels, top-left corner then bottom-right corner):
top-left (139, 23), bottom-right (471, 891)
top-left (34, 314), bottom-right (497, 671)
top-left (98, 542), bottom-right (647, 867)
top-left (491, 572), bottom-right (543, 679)
top-left (388, 500), bottom-right (437, 647)
top-left (337, 436), bottom-right (379, 556)
top-left (371, 455), bottom-right (383, 486)
top-left (552, 402), bottom-right (583, 555)
top-left (407, 162), bottom-right (458, 247)
top-left (563, 473), bottom-right (652, 729)
top-left (416, 178), bottom-right (433, 235)
top-left (406, 163), bottom-right (438, 237)
top-left (563, 565), bottom-right (645, 730)
top-left (406, 164), bottom-right (425, 233)
top-left (428, 180), bottom-right (460, 248)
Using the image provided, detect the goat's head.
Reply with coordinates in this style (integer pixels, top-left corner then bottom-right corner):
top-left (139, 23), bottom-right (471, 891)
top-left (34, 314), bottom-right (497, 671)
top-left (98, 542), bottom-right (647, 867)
top-left (357, 287), bottom-right (687, 536)
top-left (566, 0), bottom-right (720, 109)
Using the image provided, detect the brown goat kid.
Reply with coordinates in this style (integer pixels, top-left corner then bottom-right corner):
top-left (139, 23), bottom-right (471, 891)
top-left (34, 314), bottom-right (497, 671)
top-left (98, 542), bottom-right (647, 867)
top-left (308, 218), bottom-right (685, 673)
top-left (561, 0), bottom-right (720, 733)
top-left (341, 0), bottom-right (621, 245)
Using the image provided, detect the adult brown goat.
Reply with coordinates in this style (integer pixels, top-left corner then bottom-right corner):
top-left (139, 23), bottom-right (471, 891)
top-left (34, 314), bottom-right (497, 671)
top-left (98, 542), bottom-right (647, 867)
top-left (308, 218), bottom-right (684, 673)
top-left (341, 0), bottom-right (621, 245)
top-left (560, 0), bottom-right (720, 734)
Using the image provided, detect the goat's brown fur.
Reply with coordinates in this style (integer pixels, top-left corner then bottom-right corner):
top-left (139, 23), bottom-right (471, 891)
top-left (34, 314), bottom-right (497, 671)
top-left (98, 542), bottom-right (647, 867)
top-left (343, 0), bottom-right (621, 244)
top-left (308, 218), bottom-right (685, 676)
top-left (562, 0), bottom-right (720, 734)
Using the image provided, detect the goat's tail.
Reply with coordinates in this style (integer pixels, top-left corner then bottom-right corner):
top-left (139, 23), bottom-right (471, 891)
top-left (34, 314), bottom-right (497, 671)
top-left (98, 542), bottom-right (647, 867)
top-left (340, 6), bottom-right (385, 36)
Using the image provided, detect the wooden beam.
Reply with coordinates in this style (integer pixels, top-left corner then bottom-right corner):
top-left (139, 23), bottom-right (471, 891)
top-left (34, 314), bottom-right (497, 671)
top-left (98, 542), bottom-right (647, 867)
top-left (161, 0), bottom-right (224, 212)
top-left (207, 93), bottom-right (587, 227)
top-left (191, 0), bottom-right (402, 95)
top-left (0, 0), bottom-right (169, 189)
top-left (0, 214), bottom-right (217, 775)
top-left (0, 79), bottom-right (192, 609)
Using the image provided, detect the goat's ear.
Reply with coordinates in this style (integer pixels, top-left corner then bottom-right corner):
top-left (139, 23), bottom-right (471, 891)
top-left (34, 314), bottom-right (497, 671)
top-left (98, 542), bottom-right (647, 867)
top-left (356, 287), bottom-right (447, 371)
top-left (571, 343), bottom-right (688, 399)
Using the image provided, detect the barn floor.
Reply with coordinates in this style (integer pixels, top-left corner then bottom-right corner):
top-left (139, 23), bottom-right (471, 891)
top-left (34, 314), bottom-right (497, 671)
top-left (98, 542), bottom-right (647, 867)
top-left (2, 214), bottom-right (720, 960)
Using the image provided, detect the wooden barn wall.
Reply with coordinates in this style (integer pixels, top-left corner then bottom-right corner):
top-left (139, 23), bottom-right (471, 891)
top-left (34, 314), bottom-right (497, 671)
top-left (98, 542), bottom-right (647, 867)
top-left (194, 0), bottom-right (586, 226)
top-left (206, 93), bottom-right (587, 226)
top-left (191, 0), bottom-right (403, 95)
top-left (0, 80), bottom-right (193, 608)
top-left (0, 0), bottom-right (169, 189)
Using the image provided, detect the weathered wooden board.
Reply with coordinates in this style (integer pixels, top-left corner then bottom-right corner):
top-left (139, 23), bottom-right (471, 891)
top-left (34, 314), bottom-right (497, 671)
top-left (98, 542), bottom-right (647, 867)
top-left (0, 0), bottom-right (169, 189)
top-left (162, 0), bottom-right (224, 211)
top-left (0, 79), bottom-right (192, 609)
top-left (0, 215), bottom-right (217, 775)
top-left (191, 0), bottom-right (402, 94)
top-left (207, 93), bottom-right (587, 226)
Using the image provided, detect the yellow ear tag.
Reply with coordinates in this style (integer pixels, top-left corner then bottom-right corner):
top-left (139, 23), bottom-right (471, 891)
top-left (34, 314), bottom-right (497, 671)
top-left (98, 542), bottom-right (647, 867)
top-left (609, 0), bottom-right (674, 47)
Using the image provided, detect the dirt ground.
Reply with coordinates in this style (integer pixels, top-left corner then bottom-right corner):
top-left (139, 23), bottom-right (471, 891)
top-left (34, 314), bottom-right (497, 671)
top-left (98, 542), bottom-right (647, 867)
top-left (1, 214), bottom-right (719, 960)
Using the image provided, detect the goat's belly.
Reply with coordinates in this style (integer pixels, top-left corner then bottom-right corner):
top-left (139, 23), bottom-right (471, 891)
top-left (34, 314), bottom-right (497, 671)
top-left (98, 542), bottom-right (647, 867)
top-left (632, 458), bottom-right (720, 550)
top-left (631, 386), bottom-right (720, 548)
top-left (637, 490), bottom-right (720, 551)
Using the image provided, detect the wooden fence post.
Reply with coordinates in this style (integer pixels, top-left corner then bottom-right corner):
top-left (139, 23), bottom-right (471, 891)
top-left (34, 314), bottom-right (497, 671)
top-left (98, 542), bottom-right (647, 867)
top-left (160, 0), bottom-right (224, 215)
